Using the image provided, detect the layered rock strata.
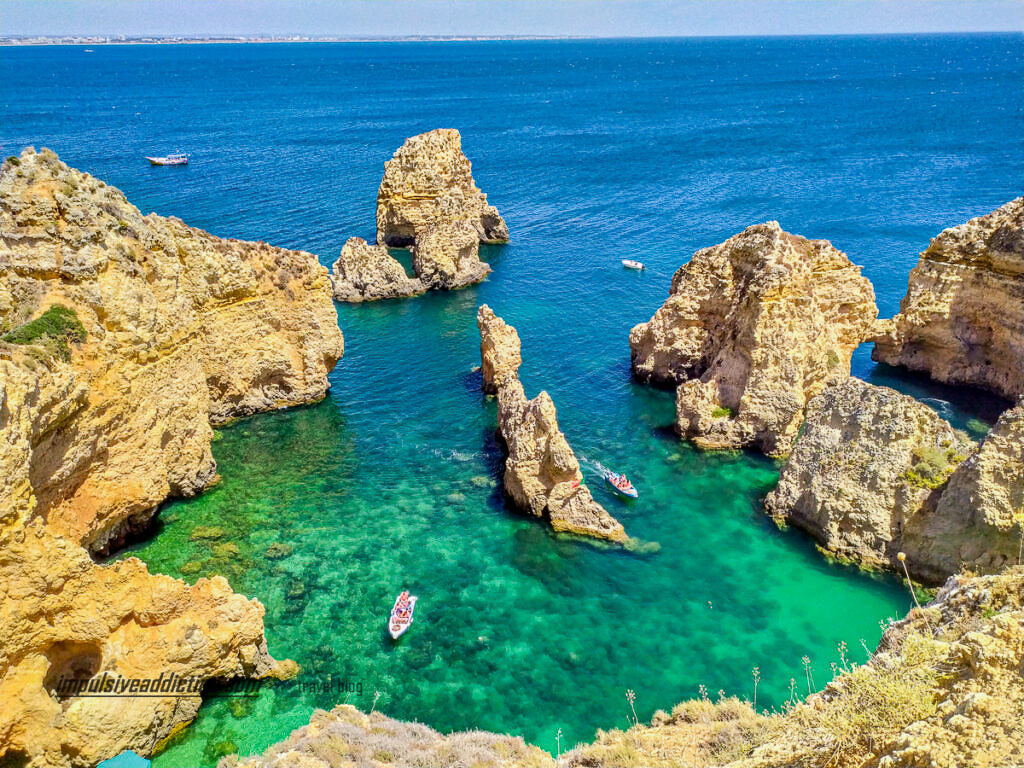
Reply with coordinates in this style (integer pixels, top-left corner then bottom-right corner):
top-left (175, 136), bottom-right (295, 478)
top-left (764, 377), bottom-right (1023, 583)
top-left (873, 198), bottom-right (1024, 400)
top-left (629, 222), bottom-right (877, 457)
top-left (0, 148), bottom-right (342, 766)
top-left (330, 237), bottom-right (425, 302)
top-left (375, 129), bottom-right (507, 292)
top-left (477, 305), bottom-right (626, 541)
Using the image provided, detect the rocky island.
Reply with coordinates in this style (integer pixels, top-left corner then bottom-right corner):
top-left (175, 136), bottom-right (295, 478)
top-left (331, 129), bottom-right (508, 301)
top-left (874, 198), bottom-right (1023, 400)
top-left (0, 147), bottom-right (343, 766)
top-left (630, 222), bottom-right (877, 457)
top-left (477, 305), bottom-right (626, 542)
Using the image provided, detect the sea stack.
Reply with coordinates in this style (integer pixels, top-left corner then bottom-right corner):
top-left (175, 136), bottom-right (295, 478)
top-left (0, 147), bottom-right (338, 765)
top-left (873, 197), bottom-right (1024, 400)
top-left (376, 129), bottom-right (508, 291)
top-left (477, 305), bottom-right (627, 542)
top-left (330, 236), bottom-right (425, 302)
top-left (629, 222), bottom-right (877, 457)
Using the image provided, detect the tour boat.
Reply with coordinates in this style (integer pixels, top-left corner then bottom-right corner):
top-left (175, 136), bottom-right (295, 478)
top-left (388, 593), bottom-right (418, 640)
top-left (605, 472), bottom-right (639, 498)
top-left (145, 153), bottom-right (189, 166)
top-left (621, 259), bottom-right (645, 270)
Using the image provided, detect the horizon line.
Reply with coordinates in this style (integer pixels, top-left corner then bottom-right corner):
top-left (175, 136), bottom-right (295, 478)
top-left (2, 29), bottom-right (1021, 46)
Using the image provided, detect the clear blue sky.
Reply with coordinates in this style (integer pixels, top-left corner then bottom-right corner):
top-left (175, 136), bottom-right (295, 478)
top-left (1, 0), bottom-right (1021, 37)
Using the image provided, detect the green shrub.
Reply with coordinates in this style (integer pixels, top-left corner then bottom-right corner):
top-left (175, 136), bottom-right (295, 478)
top-left (711, 406), bottom-right (734, 419)
top-left (2, 305), bottom-right (86, 361)
top-left (5, 155), bottom-right (20, 167)
top-left (903, 442), bottom-right (969, 490)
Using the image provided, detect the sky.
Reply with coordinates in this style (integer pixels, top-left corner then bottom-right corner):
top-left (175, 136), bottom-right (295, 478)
top-left (1, 0), bottom-right (1021, 38)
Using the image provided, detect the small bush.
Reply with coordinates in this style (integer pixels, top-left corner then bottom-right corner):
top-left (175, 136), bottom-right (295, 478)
top-left (5, 155), bottom-right (20, 167)
top-left (2, 305), bottom-right (86, 361)
top-left (711, 406), bottom-right (734, 419)
top-left (903, 442), bottom-right (968, 490)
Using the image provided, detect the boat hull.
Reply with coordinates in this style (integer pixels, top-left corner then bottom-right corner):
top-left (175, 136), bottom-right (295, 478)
top-left (146, 156), bottom-right (188, 166)
top-left (388, 595), bottom-right (417, 639)
top-left (621, 260), bottom-right (645, 270)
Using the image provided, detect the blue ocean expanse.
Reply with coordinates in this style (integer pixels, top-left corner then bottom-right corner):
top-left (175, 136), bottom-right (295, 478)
top-left (2, 34), bottom-right (1021, 765)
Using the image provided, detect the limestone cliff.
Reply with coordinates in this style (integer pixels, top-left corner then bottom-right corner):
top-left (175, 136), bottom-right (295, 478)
top-left (477, 305), bottom-right (626, 541)
top-left (0, 147), bottom-right (344, 549)
top-left (902, 402), bottom-right (1024, 579)
top-left (873, 198), bottom-right (1024, 400)
top-left (763, 378), bottom-right (1021, 583)
top-left (0, 524), bottom-right (296, 768)
top-left (629, 222), bottom-right (877, 457)
top-left (566, 567), bottom-right (1023, 768)
top-left (376, 129), bottom-right (507, 291)
top-left (330, 237), bottom-right (425, 302)
top-left (0, 147), bottom-right (342, 767)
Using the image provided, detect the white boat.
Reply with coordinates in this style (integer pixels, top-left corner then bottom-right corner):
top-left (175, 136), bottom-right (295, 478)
top-left (621, 259), bottom-right (645, 270)
top-left (605, 471), bottom-right (639, 499)
top-left (388, 592), bottom-right (418, 640)
top-left (145, 153), bottom-right (189, 166)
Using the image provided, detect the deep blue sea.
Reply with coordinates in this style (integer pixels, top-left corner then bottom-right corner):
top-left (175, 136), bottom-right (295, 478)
top-left (2, 34), bottom-right (1021, 766)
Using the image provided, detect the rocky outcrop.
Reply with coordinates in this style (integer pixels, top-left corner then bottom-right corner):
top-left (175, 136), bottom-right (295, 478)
top-left (477, 305), bottom-right (626, 541)
top-left (873, 198), bottom-right (1024, 400)
top-left (629, 222), bottom-right (877, 457)
top-left (223, 704), bottom-right (553, 768)
top-left (330, 237), bottom-right (424, 302)
top-left (764, 377), bottom-right (997, 582)
top-left (0, 148), bottom-right (342, 766)
top-left (376, 129), bottom-right (507, 291)
top-left (1, 147), bottom-right (344, 549)
top-left (902, 402), bottom-right (1024, 578)
top-left (0, 524), bottom-right (296, 768)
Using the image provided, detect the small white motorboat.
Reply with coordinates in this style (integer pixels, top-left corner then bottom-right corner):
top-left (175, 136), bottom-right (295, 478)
top-left (145, 153), bottom-right (189, 166)
top-left (388, 592), bottom-right (418, 640)
top-left (605, 471), bottom-right (639, 499)
top-left (621, 259), bottom-right (645, 270)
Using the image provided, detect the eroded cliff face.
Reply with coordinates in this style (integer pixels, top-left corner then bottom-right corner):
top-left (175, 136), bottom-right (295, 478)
top-left (763, 378), bottom-right (1024, 583)
top-left (330, 237), bottom-right (425, 302)
top-left (629, 222), bottom-right (877, 457)
top-left (0, 148), bottom-right (342, 766)
top-left (873, 198), bottom-right (1024, 400)
top-left (902, 402), bottom-right (1024, 579)
top-left (375, 129), bottom-right (507, 292)
top-left (0, 524), bottom-right (297, 768)
top-left (477, 305), bottom-right (626, 541)
top-left (0, 147), bottom-right (344, 548)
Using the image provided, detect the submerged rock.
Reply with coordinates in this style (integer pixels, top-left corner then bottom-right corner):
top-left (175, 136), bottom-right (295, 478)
top-left (330, 237), bottom-right (425, 302)
top-left (873, 198), bottom-right (1024, 400)
top-left (375, 129), bottom-right (507, 291)
top-left (477, 305), bottom-right (626, 542)
top-left (764, 377), bottom-right (983, 582)
top-left (0, 148), bottom-right (337, 766)
top-left (629, 222), bottom-right (877, 457)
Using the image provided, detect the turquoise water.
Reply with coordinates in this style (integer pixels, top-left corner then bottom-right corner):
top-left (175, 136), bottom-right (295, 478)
top-left (2, 34), bottom-right (1020, 764)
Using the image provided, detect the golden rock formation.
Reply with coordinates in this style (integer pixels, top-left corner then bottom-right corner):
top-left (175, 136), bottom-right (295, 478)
top-left (330, 237), bottom-right (425, 302)
top-left (630, 222), bottom-right (877, 457)
top-left (874, 198), bottom-right (1024, 400)
top-left (477, 305), bottom-right (626, 541)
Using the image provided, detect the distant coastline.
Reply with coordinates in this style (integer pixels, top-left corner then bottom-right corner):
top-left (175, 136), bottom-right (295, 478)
top-left (2, 30), bottom-right (1019, 46)
top-left (1, 34), bottom-right (587, 46)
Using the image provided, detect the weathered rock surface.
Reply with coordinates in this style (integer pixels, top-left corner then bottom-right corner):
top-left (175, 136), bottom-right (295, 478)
top-left (1, 147), bottom-right (344, 549)
top-left (764, 377), bottom-right (987, 582)
top-left (330, 237), bottom-right (424, 302)
top-left (0, 524), bottom-right (296, 768)
top-left (873, 198), bottom-right (1024, 400)
top-left (902, 402), bottom-right (1024, 578)
top-left (0, 148), bottom-right (341, 766)
top-left (376, 129), bottom-right (506, 291)
top-left (630, 222), bottom-right (877, 457)
top-left (224, 704), bottom-right (553, 768)
top-left (477, 305), bottom-right (626, 541)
